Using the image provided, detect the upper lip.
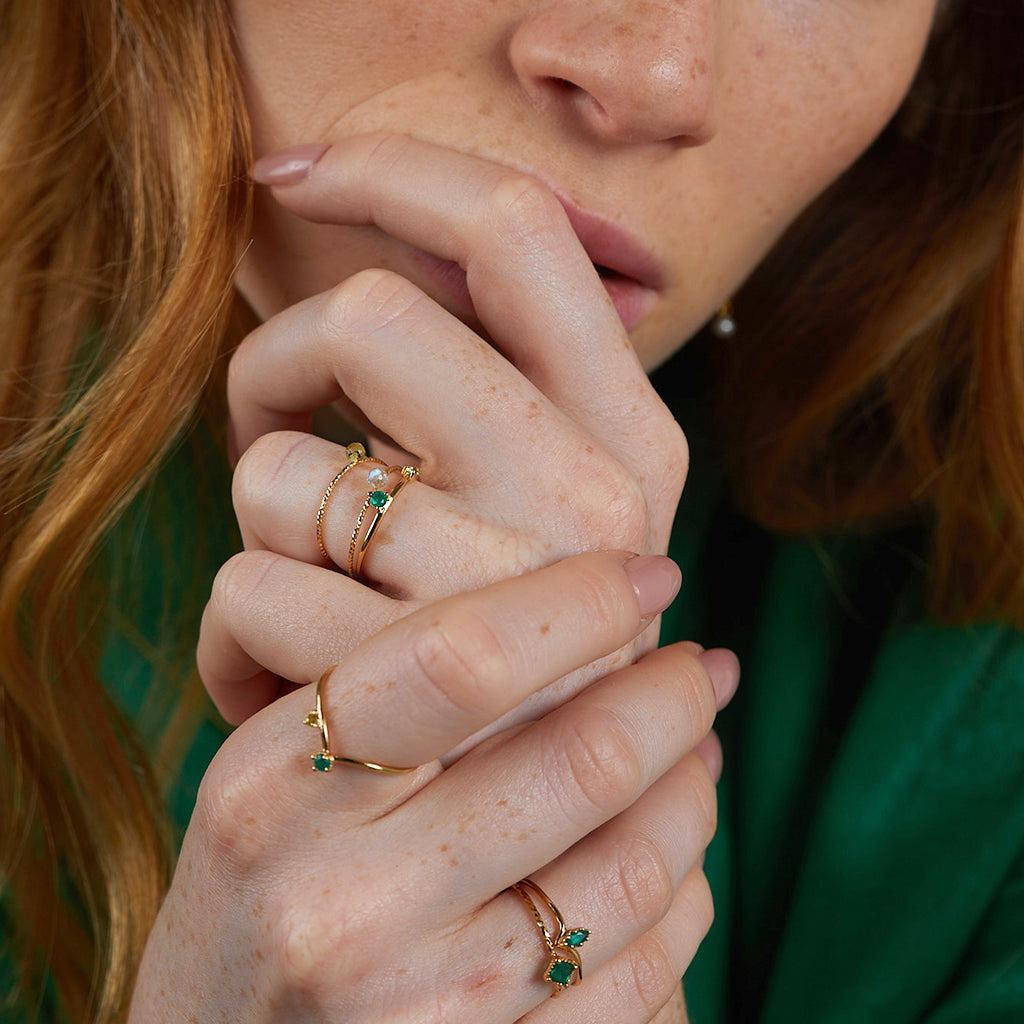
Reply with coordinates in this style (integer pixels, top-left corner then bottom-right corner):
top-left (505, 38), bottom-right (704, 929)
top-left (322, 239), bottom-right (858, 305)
top-left (501, 163), bottom-right (667, 291)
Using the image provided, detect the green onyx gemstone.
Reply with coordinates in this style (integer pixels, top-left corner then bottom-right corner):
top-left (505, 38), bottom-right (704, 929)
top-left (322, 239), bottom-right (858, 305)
top-left (565, 929), bottom-right (589, 947)
top-left (368, 490), bottom-right (389, 508)
top-left (546, 960), bottom-right (576, 987)
top-left (311, 752), bottom-right (333, 772)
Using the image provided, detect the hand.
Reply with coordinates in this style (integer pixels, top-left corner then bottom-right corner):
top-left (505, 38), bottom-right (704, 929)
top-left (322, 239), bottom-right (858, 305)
top-left (131, 550), bottom-right (739, 1023)
top-left (201, 131), bottom-right (691, 759)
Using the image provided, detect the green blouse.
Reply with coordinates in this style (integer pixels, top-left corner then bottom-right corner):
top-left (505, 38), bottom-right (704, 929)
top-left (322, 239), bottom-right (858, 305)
top-left (654, 342), bottom-right (1024, 1022)
top-left (5, 339), bottom-right (1022, 1022)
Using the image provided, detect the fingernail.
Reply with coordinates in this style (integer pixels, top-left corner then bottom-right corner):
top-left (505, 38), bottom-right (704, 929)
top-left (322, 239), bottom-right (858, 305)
top-left (623, 554), bottom-right (682, 617)
top-left (698, 648), bottom-right (741, 709)
top-left (249, 142), bottom-right (330, 185)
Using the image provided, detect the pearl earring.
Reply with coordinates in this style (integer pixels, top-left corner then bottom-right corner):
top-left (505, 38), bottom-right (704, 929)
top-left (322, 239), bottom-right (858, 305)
top-left (711, 298), bottom-right (737, 338)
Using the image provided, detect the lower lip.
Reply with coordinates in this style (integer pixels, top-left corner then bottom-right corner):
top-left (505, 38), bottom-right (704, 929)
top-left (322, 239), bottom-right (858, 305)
top-left (407, 248), bottom-right (658, 332)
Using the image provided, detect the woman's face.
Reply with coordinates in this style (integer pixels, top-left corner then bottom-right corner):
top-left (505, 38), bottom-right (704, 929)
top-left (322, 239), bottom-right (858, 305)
top-left (230, 0), bottom-right (940, 372)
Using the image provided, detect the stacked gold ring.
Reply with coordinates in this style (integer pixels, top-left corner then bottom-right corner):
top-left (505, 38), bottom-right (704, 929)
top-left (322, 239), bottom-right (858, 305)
top-left (315, 441), bottom-right (420, 580)
top-left (511, 877), bottom-right (590, 995)
top-left (347, 463), bottom-right (420, 578)
top-left (303, 665), bottom-right (417, 775)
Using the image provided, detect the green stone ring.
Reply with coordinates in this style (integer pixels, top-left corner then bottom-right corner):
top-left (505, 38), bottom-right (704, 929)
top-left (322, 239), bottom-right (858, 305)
top-left (303, 665), bottom-right (418, 776)
top-left (511, 878), bottom-right (590, 995)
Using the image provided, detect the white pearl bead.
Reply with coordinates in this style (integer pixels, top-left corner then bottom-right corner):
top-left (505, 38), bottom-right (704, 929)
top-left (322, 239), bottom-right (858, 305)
top-left (712, 315), bottom-right (736, 338)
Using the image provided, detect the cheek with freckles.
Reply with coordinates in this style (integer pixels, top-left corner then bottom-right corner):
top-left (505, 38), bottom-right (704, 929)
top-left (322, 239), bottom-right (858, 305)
top-left (231, 0), bottom-right (489, 151)
top-left (229, 0), bottom-right (941, 373)
top-left (728, 1), bottom-right (937, 236)
top-left (631, 0), bottom-right (938, 367)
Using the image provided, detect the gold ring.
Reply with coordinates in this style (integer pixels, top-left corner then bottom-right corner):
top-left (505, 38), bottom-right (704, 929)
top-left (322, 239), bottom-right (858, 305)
top-left (511, 877), bottom-right (590, 994)
top-left (315, 441), bottom-right (390, 562)
top-left (302, 666), bottom-right (417, 774)
top-left (347, 464), bottom-right (420, 579)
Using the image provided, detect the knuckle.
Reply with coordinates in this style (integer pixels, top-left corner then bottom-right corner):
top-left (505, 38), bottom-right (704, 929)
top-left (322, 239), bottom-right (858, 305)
top-left (275, 902), bottom-right (352, 1003)
top-left (209, 549), bottom-right (281, 623)
top-left (685, 870), bottom-right (715, 939)
top-left (686, 761), bottom-right (719, 848)
top-left (231, 430), bottom-right (313, 518)
top-left (487, 173), bottom-right (568, 244)
top-left (574, 459), bottom-right (649, 550)
top-left (610, 833), bottom-right (676, 931)
top-left (359, 130), bottom-right (413, 181)
top-left (622, 933), bottom-right (677, 1018)
top-left (571, 555), bottom-right (638, 635)
top-left (553, 706), bottom-right (643, 818)
top-left (320, 267), bottom-right (425, 338)
top-left (410, 607), bottom-right (512, 721)
top-left (672, 649), bottom-right (718, 738)
top-left (659, 417), bottom-right (690, 484)
top-left (193, 757), bottom-right (272, 873)
top-left (225, 323), bottom-right (267, 406)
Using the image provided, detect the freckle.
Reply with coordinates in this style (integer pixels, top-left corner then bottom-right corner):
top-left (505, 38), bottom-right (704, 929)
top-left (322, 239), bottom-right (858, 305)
top-left (420, 856), bottom-right (428, 864)
top-left (365, 683), bottom-right (377, 694)
top-left (584, 444), bottom-right (594, 453)
top-left (244, 815), bottom-right (255, 825)
top-left (504, 937), bottom-right (516, 949)
top-left (516, 831), bottom-right (529, 842)
top-left (397, 968), bottom-right (408, 975)
top-left (497, 798), bottom-right (508, 807)
top-left (614, 22), bottom-right (634, 37)
top-left (500, 830), bottom-right (509, 838)
top-left (527, 400), bottom-right (541, 418)
top-left (440, 843), bottom-right (449, 852)
top-left (254, 948), bottom-right (264, 961)
top-left (465, 969), bottom-right (499, 993)
top-left (540, 622), bottom-right (551, 635)
top-left (450, 855), bottom-right (460, 866)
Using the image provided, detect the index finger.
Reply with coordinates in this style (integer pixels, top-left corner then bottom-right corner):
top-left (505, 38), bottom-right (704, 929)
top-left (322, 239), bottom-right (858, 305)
top-left (249, 131), bottom-right (678, 473)
top-left (289, 549), bottom-right (682, 770)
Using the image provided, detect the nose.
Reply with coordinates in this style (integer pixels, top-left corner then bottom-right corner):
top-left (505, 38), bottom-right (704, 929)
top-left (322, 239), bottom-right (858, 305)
top-left (508, 0), bottom-right (719, 147)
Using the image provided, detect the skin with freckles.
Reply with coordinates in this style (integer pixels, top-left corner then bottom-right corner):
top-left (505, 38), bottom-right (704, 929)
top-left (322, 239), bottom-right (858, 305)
top-left (127, 3), bottom-right (942, 1023)
top-left (231, 0), bottom-right (940, 375)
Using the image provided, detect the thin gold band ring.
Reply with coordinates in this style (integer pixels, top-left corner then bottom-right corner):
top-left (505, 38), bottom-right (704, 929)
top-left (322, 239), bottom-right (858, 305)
top-left (315, 441), bottom-right (389, 562)
top-left (347, 464), bottom-right (420, 579)
top-left (303, 666), bottom-right (417, 775)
